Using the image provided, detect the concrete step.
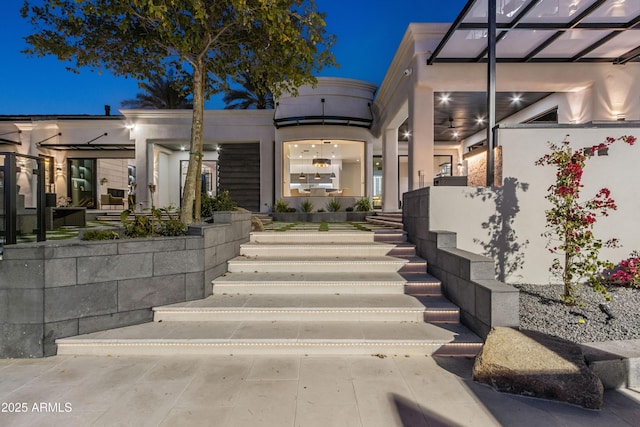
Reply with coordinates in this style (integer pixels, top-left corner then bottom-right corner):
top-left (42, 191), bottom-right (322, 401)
top-left (55, 321), bottom-right (482, 357)
top-left (153, 294), bottom-right (459, 324)
top-left (153, 294), bottom-right (428, 322)
top-left (373, 230), bottom-right (407, 243)
top-left (240, 242), bottom-right (395, 258)
top-left (213, 272), bottom-right (406, 294)
top-left (398, 256), bottom-right (427, 274)
top-left (387, 243), bottom-right (417, 258)
top-left (418, 296), bottom-right (461, 323)
top-left (250, 231), bottom-right (374, 244)
top-left (402, 273), bottom-right (443, 297)
top-left (227, 256), bottom-right (407, 273)
top-left (366, 216), bottom-right (404, 229)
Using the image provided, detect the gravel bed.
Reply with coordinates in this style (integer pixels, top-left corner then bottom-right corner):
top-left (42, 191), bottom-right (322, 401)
top-left (515, 283), bottom-right (640, 343)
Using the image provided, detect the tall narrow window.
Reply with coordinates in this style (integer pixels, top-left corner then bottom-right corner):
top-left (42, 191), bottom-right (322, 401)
top-left (68, 159), bottom-right (96, 208)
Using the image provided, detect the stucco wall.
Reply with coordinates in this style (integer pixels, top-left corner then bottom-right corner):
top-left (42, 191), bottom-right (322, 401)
top-left (412, 126), bottom-right (639, 285)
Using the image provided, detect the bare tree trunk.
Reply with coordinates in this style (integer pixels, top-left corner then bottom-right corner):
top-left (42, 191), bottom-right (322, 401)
top-left (180, 58), bottom-right (205, 225)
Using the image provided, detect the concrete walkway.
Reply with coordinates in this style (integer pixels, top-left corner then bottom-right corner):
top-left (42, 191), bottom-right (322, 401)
top-left (1, 354), bottom-right (639, 427)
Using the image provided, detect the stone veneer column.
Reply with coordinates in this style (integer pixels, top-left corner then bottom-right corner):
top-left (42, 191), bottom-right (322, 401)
top-left (408, 86), bottom-right (435, 190)
top-left (383, 127), bottom-right (399, 211)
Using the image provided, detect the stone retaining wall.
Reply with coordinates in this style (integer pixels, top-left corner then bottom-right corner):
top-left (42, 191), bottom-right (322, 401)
top-left (0, 211), bottom-right (250, 358)
top-left (403, 187), bottom-right (519, 338)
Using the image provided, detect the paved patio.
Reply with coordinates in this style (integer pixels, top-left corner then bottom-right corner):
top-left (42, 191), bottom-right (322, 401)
top-left (1, 354), bottom-right (639, 427)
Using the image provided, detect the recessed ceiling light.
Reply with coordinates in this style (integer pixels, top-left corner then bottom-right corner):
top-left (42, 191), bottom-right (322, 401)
top-left (511, 94), bottom-right (522, 103)
top-left (476, 117), bottom-right (485, 125)
top-left (440, 94), bottom-right (450, 103)
top-left (294, 144), bottom-right (298, 147)
top-left (403, 131), bottom-right (411, 138)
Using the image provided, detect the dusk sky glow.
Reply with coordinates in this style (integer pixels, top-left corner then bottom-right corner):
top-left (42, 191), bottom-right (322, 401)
top-left (0, 1), bottom-right (466, 115)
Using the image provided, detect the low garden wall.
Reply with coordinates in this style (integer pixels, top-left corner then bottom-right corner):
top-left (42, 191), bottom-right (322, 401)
top-left (0, 211), bottom-right (250, 358)
top-left (404, 188), bottom-right (519, 338)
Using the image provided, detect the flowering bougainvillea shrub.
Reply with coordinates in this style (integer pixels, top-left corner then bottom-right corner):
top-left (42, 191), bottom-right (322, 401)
top-left (535, 135), bottom-right (636, 304)
top-left (608, 251), bottom-right (640, 288)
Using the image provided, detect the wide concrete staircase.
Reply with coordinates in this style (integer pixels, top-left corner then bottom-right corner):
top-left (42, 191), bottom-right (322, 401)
top-left (56, 229), bottom-right (481, 356)
top-left (365, 212), bottom-right (403, 229)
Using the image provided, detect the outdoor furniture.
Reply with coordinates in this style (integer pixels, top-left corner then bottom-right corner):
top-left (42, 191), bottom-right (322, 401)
top-left (101, 188), bottom-right (125, 209)
top-left (46, 207), bottom-right (87, 230)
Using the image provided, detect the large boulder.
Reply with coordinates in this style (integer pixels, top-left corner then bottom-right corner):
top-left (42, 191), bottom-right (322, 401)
top-left (472, 327), bottom-right (604, 409)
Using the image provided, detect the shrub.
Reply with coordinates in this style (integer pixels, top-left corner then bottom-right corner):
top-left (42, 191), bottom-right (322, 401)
top-left (273, 199), bottom-right (290, 213)
top-left (82, 229), bottom-right (121, 240)
top-left (535, 135), bottom-right (636, 304)
top-left (300, 199), bottom-right (314, 213)
top-left (354, 197), bottom-right (372, 212)
top-left (607, 251), bottom-right (640, 288)
top-left (345, 206), bottom-right (354, 212)
top-left (201, 193), bottom-right (215, 217)
top-left (214, 190), bottom-right (237, 211)
top-left (120, 206), bottom-right (187, 238)
top-left (326, 198), bottom-right (341, 212)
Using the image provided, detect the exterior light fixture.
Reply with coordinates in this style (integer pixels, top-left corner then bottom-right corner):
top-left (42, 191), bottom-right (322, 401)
top-left (299, 172), bottom-right (306, 180)
top-left (314, 171), bottom-right (321, 180)
top-left (616, 114), bottom-right (626, 121)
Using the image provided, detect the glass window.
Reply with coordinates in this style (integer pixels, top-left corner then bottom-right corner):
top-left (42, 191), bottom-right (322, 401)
top-left (68, 159), bottom-right (96, 208)
top-left (180, 160), bottom-right (217, 199)
top-left (283, 140), bottom-right (364, 198)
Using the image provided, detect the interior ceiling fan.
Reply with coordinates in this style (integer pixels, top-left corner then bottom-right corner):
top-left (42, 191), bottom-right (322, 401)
top-left (436, 117), bottom-right (460, 129)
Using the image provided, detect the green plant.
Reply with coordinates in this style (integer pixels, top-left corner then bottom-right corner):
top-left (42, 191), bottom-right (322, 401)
top-left (300, 199), bottom-right (314, 213)
top-left (201, 192), bottom-right (215, 218)
top-left (318, 221), bottom-right (329, 231)
top-left (535, 135), bottom-right (636, 304)
top-left (121, 210), bottom-right (154, 238)
top-left (81, 229), bottom-right (121, 240)
top-left (120, 206), bottom-right (187, 238)
top-left (349, 222), bottom-right (371, 232)
top-left (354, 197), bottom-right (372, 212)
top-left (273, 199), bottom-right (290, 213)
top-left (156, 207), bottom-right (187, 236)
top-left (345, 206), bottom-right (354, 212)
top-left (100, 177), bottom-right (109, 185)
top-left (326, 198), bottom-right (341, 212)
top-left (214, 190), bottom-right (237, 211)
top-left (274, 222), bottom-right (299, 231)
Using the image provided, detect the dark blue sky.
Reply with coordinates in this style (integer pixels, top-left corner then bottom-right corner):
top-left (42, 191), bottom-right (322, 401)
top-left (0, 1), bottom-right (466, 115)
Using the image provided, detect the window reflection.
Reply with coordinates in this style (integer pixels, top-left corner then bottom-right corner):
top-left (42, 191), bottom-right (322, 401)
top-left (283, 140), bottom-right (364, 197)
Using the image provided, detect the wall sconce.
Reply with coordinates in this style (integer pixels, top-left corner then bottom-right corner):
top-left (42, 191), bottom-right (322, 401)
top-left (616, 114), bottom-right (626, 121)
top-left (56, 163), bottom-right (63, 175)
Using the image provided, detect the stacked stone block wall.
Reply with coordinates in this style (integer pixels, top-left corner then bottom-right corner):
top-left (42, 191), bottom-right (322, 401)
top-left (0, 211), bottom-right (250, 357)
top-left (403, 188), bottom-right (519, 338)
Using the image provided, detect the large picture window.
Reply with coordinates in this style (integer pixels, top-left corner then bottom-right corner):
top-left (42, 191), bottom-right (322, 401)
top-left (283, 140), bottom-right (364, 198)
